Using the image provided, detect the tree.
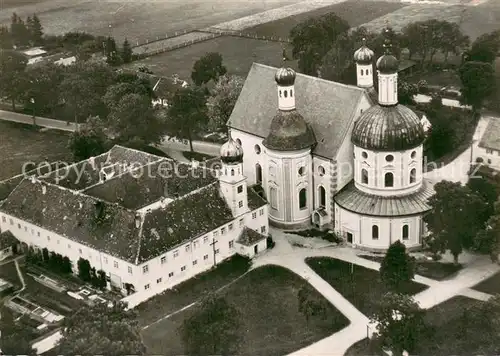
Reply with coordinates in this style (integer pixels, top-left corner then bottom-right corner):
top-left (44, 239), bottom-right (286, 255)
top-left (180, 296), bottom-right (241, 355)
top-left (62, 256), bottom-right (72, 274)
top-left (290, 12), bottom-right (350, 75)
top-left (206, 74), bottom-right (244, 131)
top-left (398, 80), bottom-right (418, 105)
top-left (167, 86), bottom-right (208, 152)
top-left (0, 25), bottom-right (13, 49)
top-left (1, 311), bottom-right (37, 355)
top-left (380, 241), bottom-right (416, 291)
top-left (0, 50), bottom-right (28, 110)
top-left (424, 180), bottom-right (490, 264)
top-left (191, 52), bottom-right (227, 86)
top-left (56, 301), bottom-right (146, 355)
top-left (459, 61), bottom-right (496, 112)
top-left (371, 292), bottom-right (426, 356)
top-left (474, 198), bottom-right (500, 259)
top-left (122, 38), bottom-right (133, 63)
top-left (26, 14), bottom-right (43, 45)
top-left (10, 13), bottom-right (30, 46)
top-left (77, 257), bottom-right (91, 282)
top-left (42, 247), bottom-right (50, 262)
top-left (297, 285), bottom-right (328, 324)
top-left (468, 30), bottom-right (500, 63)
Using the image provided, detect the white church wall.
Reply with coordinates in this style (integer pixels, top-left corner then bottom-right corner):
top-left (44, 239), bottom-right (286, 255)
top-left (230, 129), bottom-right (265, 186)
top-left (312, 156), bottom-right (331, 212)
top-left (334, 205), bottom-right (421, 250)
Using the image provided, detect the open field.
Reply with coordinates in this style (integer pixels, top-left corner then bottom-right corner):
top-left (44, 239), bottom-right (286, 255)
top-left (0, 121), bottom-right (72, 181)
top-left (126, 35), bottom-right (297, 79)
top-left (243, 0), bottom-right (408, 39)
top-left (361, 2), bottom-right (500, 40)
top-left (0, 0), bottom-right (301, 43)
top-left (306, 257), bottom-right (427, 316)
top-left (141, 265), bottom-right (349, 356)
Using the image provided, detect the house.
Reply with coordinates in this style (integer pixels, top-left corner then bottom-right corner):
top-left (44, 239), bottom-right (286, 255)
top-left (148, 74), bottom-right (188, 107)
top-left (0, 145), bottom-right (268, 307)
top-left (227, 28), bottom-right (432, 252)
top-left (476, 118), bottom-right (500, 170)
top-left (0, 230), bottom-right (18, 261)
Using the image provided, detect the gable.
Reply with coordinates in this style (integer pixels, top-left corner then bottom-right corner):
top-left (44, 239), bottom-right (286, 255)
top-left (228, 63), bottom-right (368, 158)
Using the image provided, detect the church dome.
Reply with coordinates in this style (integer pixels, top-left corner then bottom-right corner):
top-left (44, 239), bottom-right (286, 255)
top-left (354, 40), bottom-right (374, 64)
top-left (351, 105), bottom-right (425, 151)
top-left (275, 67), bottom-right (296, 86)
top-left (263, 110), bottom-right (316, 151)
top-left (377, 54), bottom-right (399, 74)
top-left (220, 137), bottom-right (244, 163)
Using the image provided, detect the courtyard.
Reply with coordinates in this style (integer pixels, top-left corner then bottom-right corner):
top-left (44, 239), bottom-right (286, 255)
top-left (141, 265), bottom-right (349, 356)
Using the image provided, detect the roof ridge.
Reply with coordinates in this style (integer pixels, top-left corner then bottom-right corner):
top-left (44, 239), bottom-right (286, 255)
top-left (134, 211), bottom-right (147, 265)
top-left (110, 144), bottom-right (169, 161)
top-left (251, 63), bottom-right (366, 93)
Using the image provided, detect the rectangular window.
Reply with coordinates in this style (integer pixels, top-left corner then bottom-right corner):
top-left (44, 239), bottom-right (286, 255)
top-left (193, 260), bottom-right (198, 265)
top-left (114, 261), bottom-right (118, 268)
top-left (238, 201), bottom-right (243, 208)
top-left (9, 219), bottom-right (13, 225)
top-left (56, 239), bottom-right (60, 245)
top-left (487, 149), bottom-right (493, 154)
top-left (168, 272), bottom-right (174, 277)
top-left (213, 231), bottom-right (219, 237)
top-left (239, 218), bottom-right (244, 227)
top-left (237, 185), bottom-right (243, 193)
top-left (215, 249), bottom-right (220, 254)
top-left (173, 250), bottom-right (179, 258)
top-left (161, 256), bottom-right (166, 264)
top-left (143, 265), bottom-right (149, 274)
top-left (221, 227), bottom-right (226, 235)
top-left (157, 278), bottom-right (162, 284)
top-left (128, 266), bottom-right (132, 274)
top-left (252, 212), bottom-right (257, 219)
top-left (17, 223), bottom-right (21, 229)
top-left (144, 284), bottom-right (150, 290)
top-left (1, 216), bottom-right (5, 222)
top-left (229, 240), bottom-right (234, 248)
top-left (24, 226), bottom-right (27, 232)
top-left (203, 236), bottom-right (209, 244)
top-left (204, 254), bottom-right (209, 260)
top-left (261, 226), bottom-right (266, 233)
top-left (79, 249), bottom-right (83, 254)
top-left (181, 266), bottom-right (186, 272)
top-left (229, 223), bottom-right (233, 231)
top-left (47, 236), bottom-right (50, 241)
top-left (193, 240), bottom-right (199, 249)
top-left (185, 245), bottom-right (190, 252)
top-left (68, 244), bottom-right (71, 249)
top-left (31, 228), bottom-right (34, 235)
top-left (259, 209), bottom-right (264, 216)
top-left (37, 231), bottom-right (40, 237)
top-left (103, 257), bottom-right (108, 264)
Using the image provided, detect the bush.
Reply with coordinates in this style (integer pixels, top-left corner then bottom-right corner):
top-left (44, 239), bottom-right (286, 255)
top-left (267, 235), bottom-right (275, 249)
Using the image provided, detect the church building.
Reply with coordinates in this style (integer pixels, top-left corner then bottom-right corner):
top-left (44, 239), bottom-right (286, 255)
top-left (228, 29), bottom-right (433, 251)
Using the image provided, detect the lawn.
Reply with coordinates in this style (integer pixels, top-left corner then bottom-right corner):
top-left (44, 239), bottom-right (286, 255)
top-left (406, 69), bottom-right (461, 89)
top-left (358, 254), bottom-right (463, 281)
top-left (243, 0), bottom-right (408, 39)
top-left (142, 265), bottom-right (349, 356)
top-left (345, 296), bottom-right (488, 355)
top-left (472, 271), bottom-right (500, 295)
top-left (285, 229), bottom-right (342, 243)
top-left (306, 257), bottom-right (427, 316)
top-left (125, 35), bottom-right (297, 80)
top-left (0, 121), bottom-right (72, 181)
top-left (0, 260), bottom-right (21, 290)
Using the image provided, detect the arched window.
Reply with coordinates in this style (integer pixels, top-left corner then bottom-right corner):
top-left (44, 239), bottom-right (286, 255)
top-left (235, 138), bottom-right (242, 146)
top-left (231, 169), bottom-right (234, 176)
top-left (298, 166), bottom-right (305, 176)
top-left (402, 224), bottom-right (409, 240)
top-left (269, 187), bottom-right (278, 210)
top-left (318, 166), bottom-right (325, 176)
top-left (409, 168), bottom-right (416, 184)
top-left (299, 188), bottom-right (307, 210)
top-left (361, 69), bottom-right (364, 75)
top-left (372, 225), bottom-right (379, 240)
top-left (361, 169), bottom-right (368, 184)
top-left (411, 150), bottom-right (416, 159)
top-left (254, 145), bottom-right (261, 154)
top-left (255, 163), bottom-right (262, 184)
top-left (362, 151), bottom-right (368, 159)
top-left (319, 186), bottom-right (326, 207)
top-left (279, 90), bottom-right (282, 97)
top-left (290, 90), bottom-right (293, 97)
top-left (284, 90), bottom-right (288, 98)
top-left (384, 172), bottom-right (394, 187)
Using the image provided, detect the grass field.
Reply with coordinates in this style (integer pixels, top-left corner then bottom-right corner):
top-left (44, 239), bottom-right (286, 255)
top-left (306, 257), bottom-right (428, 316)
top-left (472, 271), bottom-right (500, 295)
top-left (243, 0), bottom-right (408, 39)
top-left (141, 265), bottom-right (349, 356)
top-left (126, 35), bottom-right (297, 79)
top-left (0, 121), bottom-right (72, 181)
top-left (0, 0), bottom-right (301, 43)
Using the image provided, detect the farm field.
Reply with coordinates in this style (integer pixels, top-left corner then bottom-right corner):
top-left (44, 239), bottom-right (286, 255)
top-left (141, 265), bottom-right (349, 356)
top-left (0, 121), bottom-right (72, 181)
top-left (126, 36), bottom-right (297, 80)
top-left (243, 0), bottom-right (409, 39)
top-left (0, 0), bottom-right (302, 43)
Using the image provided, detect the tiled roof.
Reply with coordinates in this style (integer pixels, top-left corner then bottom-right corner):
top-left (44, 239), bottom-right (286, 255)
top-left (0, 230), bottom-right (18, 250)
top-left (248, 187), bottom-right (267, 211)
top-left (83, 159), bottom-right (217, 210)
top-left (0, 178), bottom-right (142, 262)
top-left (137, 183), bottom-right (233, 263)
top-left (237, 227), bottom-right (266, 246)
top-left (479, 118), bottom-right (500, 151)
top-left (334, 180), bottom-right (433, 217)
top-left (228, 63), bottom-right (367, 158)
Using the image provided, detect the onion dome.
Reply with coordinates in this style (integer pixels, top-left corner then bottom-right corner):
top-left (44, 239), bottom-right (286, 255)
top-left (220, 137), bottom-right (244, 163)
top-left (275, 67), bottom-right (296, 86)
top-left (263, 110), bottom-right (316, 151)
top-left (354, 39), bottom-right (374, 64)
top-left (376, 35), bottom-right (399, 74)
top-left (351, 104), bottom-right (425, 151)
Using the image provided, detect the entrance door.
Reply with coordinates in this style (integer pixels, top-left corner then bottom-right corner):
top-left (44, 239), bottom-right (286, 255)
top-left (346, 232), bottom-right (353, 243)
top-left (254, 245), bottom-right (258, 254)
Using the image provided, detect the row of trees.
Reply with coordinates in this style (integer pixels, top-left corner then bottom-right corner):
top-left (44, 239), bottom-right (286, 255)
top-left (77, 257), bottom-right (107, 289)
top-left (25, 246), bottom-right (72, 274)
top-left (0, 12), bottom-right (44, 48)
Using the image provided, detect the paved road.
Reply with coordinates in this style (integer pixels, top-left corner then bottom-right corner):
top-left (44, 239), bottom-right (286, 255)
top-left (0, 109), bottom-right (81, 132)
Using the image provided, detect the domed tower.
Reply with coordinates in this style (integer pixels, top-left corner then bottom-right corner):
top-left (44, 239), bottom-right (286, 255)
top-left (219, 134), bottom-right (248, 217)
top-left (354, 38), bottom-right (374, 89)
top-left (350, 28), bottom-right (426, 197)
top-left (263, 66), bottom-right (316, 228)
